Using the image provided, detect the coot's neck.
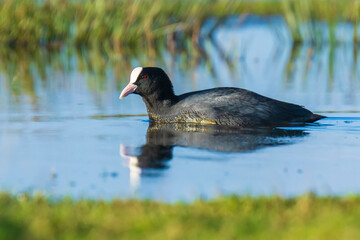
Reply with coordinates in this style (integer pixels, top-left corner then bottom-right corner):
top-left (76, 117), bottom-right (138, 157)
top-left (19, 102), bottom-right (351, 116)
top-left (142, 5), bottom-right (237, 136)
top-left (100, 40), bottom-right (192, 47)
top-left (141, 90), bottom-right (178, 116)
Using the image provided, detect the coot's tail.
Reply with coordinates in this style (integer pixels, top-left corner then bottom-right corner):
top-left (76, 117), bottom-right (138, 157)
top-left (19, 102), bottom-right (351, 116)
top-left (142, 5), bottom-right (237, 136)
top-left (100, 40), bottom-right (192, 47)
top-left (308, 113), bottom-right (326, 123)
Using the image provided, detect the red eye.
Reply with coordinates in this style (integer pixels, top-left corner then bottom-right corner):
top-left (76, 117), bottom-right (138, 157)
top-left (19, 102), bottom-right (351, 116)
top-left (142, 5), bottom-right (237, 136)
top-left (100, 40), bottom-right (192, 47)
top-left (141, 75), bottom-right (147, 79)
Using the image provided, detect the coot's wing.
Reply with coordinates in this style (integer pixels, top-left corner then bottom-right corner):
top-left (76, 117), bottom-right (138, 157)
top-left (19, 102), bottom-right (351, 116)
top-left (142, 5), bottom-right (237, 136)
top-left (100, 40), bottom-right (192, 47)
top-left (176, 88), bottom-right (317, 126)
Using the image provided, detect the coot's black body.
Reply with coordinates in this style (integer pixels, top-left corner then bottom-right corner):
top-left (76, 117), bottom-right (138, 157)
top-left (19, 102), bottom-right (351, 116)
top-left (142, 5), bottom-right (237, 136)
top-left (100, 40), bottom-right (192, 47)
top-left (120, 67), bottom-right (325, 127)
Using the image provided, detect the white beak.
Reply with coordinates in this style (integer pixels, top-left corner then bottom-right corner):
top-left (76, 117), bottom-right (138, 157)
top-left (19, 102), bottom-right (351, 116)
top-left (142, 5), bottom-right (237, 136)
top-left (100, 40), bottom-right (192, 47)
top-left (119, 83), bottom-right (137, 99)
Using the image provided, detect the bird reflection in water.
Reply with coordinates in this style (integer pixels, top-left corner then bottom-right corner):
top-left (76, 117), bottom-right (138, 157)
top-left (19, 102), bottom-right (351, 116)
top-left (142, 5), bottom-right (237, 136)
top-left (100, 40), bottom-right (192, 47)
top-left (120, 122), bottom-right (308, 191)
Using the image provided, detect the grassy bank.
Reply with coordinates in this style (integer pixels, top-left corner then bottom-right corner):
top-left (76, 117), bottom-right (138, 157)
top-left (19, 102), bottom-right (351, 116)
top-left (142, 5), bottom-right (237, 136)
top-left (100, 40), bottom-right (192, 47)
top-left (1, 193), bottom-right (360, 240)
top-left (1, 0), bottom-right (360, 52)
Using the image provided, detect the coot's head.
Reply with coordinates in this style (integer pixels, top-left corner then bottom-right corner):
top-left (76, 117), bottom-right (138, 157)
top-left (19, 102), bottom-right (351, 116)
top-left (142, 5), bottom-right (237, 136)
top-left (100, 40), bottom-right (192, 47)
top-left (119, 67), bottom-right (175, 99)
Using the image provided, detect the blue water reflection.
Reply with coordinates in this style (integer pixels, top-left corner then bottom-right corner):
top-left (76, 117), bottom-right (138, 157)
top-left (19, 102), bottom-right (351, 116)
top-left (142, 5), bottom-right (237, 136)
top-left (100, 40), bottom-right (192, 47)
top-left (0, 16), bottom-right (360, 202)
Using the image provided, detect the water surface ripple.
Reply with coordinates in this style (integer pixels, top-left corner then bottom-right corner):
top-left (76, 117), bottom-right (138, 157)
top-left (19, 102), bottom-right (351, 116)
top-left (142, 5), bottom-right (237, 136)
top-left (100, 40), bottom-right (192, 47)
top-left (1, 17), bottom-right (360, 202)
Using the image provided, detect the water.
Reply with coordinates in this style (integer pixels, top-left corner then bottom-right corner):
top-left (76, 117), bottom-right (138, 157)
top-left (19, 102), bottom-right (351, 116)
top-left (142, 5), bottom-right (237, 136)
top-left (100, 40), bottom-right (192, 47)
top-left (1, 16), bottom-right (360, 202)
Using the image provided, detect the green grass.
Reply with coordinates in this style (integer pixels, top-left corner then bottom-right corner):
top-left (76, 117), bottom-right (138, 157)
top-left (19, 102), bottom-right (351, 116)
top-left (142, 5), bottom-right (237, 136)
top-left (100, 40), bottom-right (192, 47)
top-left (1, 193), bottom-right (360, 240)
top-left (0, 0), bottom-right (360, 51)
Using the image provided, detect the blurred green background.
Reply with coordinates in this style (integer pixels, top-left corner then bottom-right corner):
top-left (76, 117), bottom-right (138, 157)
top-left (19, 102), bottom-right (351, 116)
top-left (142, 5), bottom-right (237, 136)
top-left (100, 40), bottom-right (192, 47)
top-left (1, 0), bottom-right (359, 48)
top-left (2, 0), bottom-right (360, 100)
top-left (1, 1), bottom-right (360, 239)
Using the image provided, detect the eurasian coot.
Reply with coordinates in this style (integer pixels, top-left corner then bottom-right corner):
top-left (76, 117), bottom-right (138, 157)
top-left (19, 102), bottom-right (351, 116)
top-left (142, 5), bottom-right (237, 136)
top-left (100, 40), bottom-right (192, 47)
top-left (119, 67), bottom-right (325, 127)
